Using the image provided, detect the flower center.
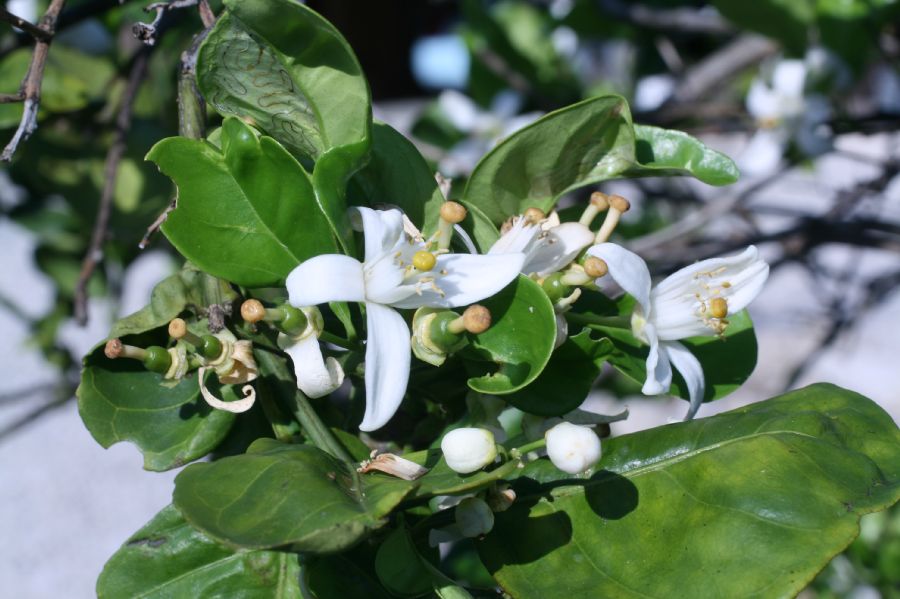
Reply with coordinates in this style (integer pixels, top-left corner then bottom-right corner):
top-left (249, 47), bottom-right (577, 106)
top-left (692, 268), bottom-right (731, 335)
top-left (412, 250), bottom-right (437, 271)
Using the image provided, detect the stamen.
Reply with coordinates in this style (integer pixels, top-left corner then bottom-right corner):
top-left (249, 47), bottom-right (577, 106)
top-left (579, 191), bottom-right (610, 226)
top-left (438, 201), bottom-right (467, 250)
top-left (709, 297), bottom-right (728, 319)
top-left (413, 250), bottom-right (437, 271)
top-left (523, 207), bottom-right (545, 224)
top-left (594, 194), bottom-right (630, 243)
top-left (583, 256), bottom-right (608, 278)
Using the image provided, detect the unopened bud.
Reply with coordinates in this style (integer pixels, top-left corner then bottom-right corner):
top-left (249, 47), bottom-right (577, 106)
top-left (455, 497), bottom-right (494, 538)
top-left (583, 257), bottom-right (608, 278)
top-left (545, 422), bottom-right (601, 475)
top-left (462, 305), bottom-right (491, 334)
top-left (441, 427), bottom-right (497, 474)
top-left (241, 299), bottom-right (266, 323)
top-left (440, 201), bottom-right (467, 224)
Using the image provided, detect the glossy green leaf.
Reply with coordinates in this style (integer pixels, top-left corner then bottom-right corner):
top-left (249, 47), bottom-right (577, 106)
top-left (77, 345), bottom-right (234, 472)
top-left (97, 505), bottom-right (302, 598)
top-left (375, 527), bottom-right (433, 597)
top-left (505, 329), bottom-right (614, 417)
top-left (109, 273), bottom-right (189, 338)
top-left (480, 384), bottom-right (900, 598)
top-left (462, 275), bottom-right (556, 394)
top-left (197, 0), bottom-right (371, 162)
top-left (149, 118), bottom-right (336, 287)
top-left (462, 96), bottom-right (738, 224)
top-left (629, 125), bottom-right (740, 186)
top-left (307, 553), bottom-right (392, 599)
top-left (173, 438), bottom-right (415, 551)
top-left (351, 122), bottom-right (444, 233)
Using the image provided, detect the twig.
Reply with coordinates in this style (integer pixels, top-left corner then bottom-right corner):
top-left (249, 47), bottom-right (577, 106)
top-left (133, 0), bottom-right (202, 45)
top-left (0, 0), bottom-right (120, 58)
top-left (596, 0), bottom-right (734, 35)
top-left (74, 50), bottom-right (152, 325)
top-left (0, 0), bottom-right (67, 162)
top-left (0, 6), bottom-right (52, 41)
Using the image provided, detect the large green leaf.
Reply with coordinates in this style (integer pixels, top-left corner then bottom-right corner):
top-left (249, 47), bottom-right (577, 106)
top-left (97, 505), bottom-right (302, 598)
top-left (173, 438), bottom-right (415, 551)
top-left (479, 384), bottom-right (900, 598)
top-left (462, 96), bottom-right (738, 224)
top-left (461, 275), bottom-right (556, 394)
top-left (197, 0), bottom-right (371, 162)
top-left (77, 344), bottom-right (234, 472)
top-left (351, 122), bottom-right (444, 232)
top-left (109, 273), bottom-right (189, 338)
top-left (149, 118), bottom-right (336, 287)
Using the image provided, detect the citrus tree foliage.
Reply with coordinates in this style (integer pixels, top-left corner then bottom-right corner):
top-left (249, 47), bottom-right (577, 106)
top-left (57, 1), bottom-right (900, 597)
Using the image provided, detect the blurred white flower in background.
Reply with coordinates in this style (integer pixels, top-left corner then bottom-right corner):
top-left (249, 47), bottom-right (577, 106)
top-left (437, 90), bottom-right (543, 176)
top-left (740, 57), bottom-right (834, 176)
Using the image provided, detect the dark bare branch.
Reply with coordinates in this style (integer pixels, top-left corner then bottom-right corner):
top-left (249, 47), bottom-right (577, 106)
top-left (74, 50), bottom-right (152, 325)
top-left (0, 6), bottom-right (52, 41)
top-left (596, 0), bottom-right (734, 36)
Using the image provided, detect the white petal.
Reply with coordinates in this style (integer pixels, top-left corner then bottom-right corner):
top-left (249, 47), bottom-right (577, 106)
top-left (283, 334), bottom-right (345, 399)
top-left (664, 341), bottom-right (705, 420)
top-left (389, 252), bottom-right (526, 309)
top-left (350, 207), bottom-right (405, 263)
top-left (198, 367), bottom-right (256, 413)
top-left (746, 79), bottom-right (781, 121)
top-left (527, 222), bottom-right (595, 277)
top-left (287, 254), bottom-right (365, 306)
top-left (772, 60), bottom-right (806, 98)
top-left (438, 89), bottom-right (479, 132)
top-left (586, 243), bottom-right (653, 317)
top-left (641, 323), bottom-right (672, 395)
top-left (545, 422), bottom-right (602, 475)
top-left (359, 303), bottom-right (411, 431)
top-left (488, 218), bottom-right (540, 255)
top-left (738, 129), bottom-right (785, 177)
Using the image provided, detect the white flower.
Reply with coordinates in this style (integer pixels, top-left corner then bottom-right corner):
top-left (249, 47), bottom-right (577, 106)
top-left (545, 422), bottom-right (601, 475)
top-left (277, 306), bottom-right (344, 399)
top-left (438, 90), bottom-right (543, 176)
top-left (488, 212), bottom-right (594, 278)
top-left (286, 208), bottom-right (524, 431)
top-left (441, 427), bottom-right (498, 474)
top-left (586, 244), bottom-right (769, 419)
top-left (741, 59), bottom-right (832, 175)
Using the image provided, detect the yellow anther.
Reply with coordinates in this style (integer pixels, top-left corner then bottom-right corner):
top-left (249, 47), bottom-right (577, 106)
top-left (590, 191), bottom-right (609, 210)
top-left (462, 304), bottom-right (492, 334)
top-left (722, 281), bottom-right (732, 288)
top-left (439, 201), bottom-right (467, 224)
top-left (583, 257), bottom-right (608, 278)
top-left (523, 207), bottom-right (546, 224)
top-left (710, 297), bottom-right (728, 319)
top-left (168, 317), bottom-right (189, 339)
top-left (413, 250), bottom-right (437, 271)
top-left (240, 299), bottom-right (266, 323)
top-left (608, 195), bottom-right (630, 213)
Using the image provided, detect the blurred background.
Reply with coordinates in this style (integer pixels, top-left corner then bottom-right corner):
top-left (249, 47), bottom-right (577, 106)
top-left (1, 0), bottom-right (898, 597)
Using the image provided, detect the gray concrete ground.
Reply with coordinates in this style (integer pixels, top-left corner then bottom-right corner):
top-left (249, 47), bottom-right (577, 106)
top-left (1, 130), bottom-right (898, 598)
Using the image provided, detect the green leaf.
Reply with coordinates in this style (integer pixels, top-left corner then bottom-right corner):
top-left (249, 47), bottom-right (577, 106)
top-left (505, 329), bottom-right (614, 417)
top-left (97, 505), bottom-right (302, 598)
top-left (197, 0), bottom-right (371, 163)
top-left (173, 438), bottom-right (415, 551)
top-left (307, 553), bottom-right (392, 599)
top-left (351, 122), bottom-right (444, 234)
top-left (375, 527), bottom-right (433, 597)
top-left (462, 96), bottom-right (738, 224)
top-left (110, 273), bottom-right (189, 338)
top-left (480, 384), bottom-right (900, 598)
top-left (149, 118), bottom-right (336, 287)
top-left (629, 125), bottom-right (740, 186)
top-left (462, 275), bottom-right (556, 394)
top-left (77, 344), bottom-right (234, 472)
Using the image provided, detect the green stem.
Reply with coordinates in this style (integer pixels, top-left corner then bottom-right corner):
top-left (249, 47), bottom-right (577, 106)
top-left (318, 330), bottom-right (361, 351)
top-left (511, 438), bottom-right (547, 459)
top-left (565, 312), bottom-right (631, 329)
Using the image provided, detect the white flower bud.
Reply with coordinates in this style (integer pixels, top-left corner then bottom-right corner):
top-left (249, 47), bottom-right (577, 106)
top-left (441, 427), bottom-right (497, 474)
top-left (455, 497), bottom-right (494, 538)
top-left (545, 422), bottom-right (601, 474)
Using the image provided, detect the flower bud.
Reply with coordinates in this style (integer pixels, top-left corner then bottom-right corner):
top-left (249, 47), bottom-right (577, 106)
top-left (545, 422), bottom-right (601, 474)
top-left (441, 427), bottom-right (497, 474)
top-left (455, 497), bottom-right (495, 538)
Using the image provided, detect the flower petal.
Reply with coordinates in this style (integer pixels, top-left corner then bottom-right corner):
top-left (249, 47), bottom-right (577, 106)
top-left (198, 367), bottom-right (256, 413)
top-left (287, 254), bottom-right (365, 306)
top-left (772, 59), bottom-right (806, 98)
top-left (746, 79), bottom-right (781, 121)
top-left (282, 334), bottom-right (345, 399)
top-left (389, 252), bottom-right (526, 309)
top-left (360, 303), bottom-right (411, 432)
top-left (350, 206), bottom-right (405, 263)
top-left (586, 243), bottom-right (653, 317)
top-left (488, 217), bottom-right (540, 256)
top-left (664, 341), bottom-right (706, 421)
top-left (641, 322), bottom-right (672, 395)
top-left (527, 222), bottom-right (594, 277)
